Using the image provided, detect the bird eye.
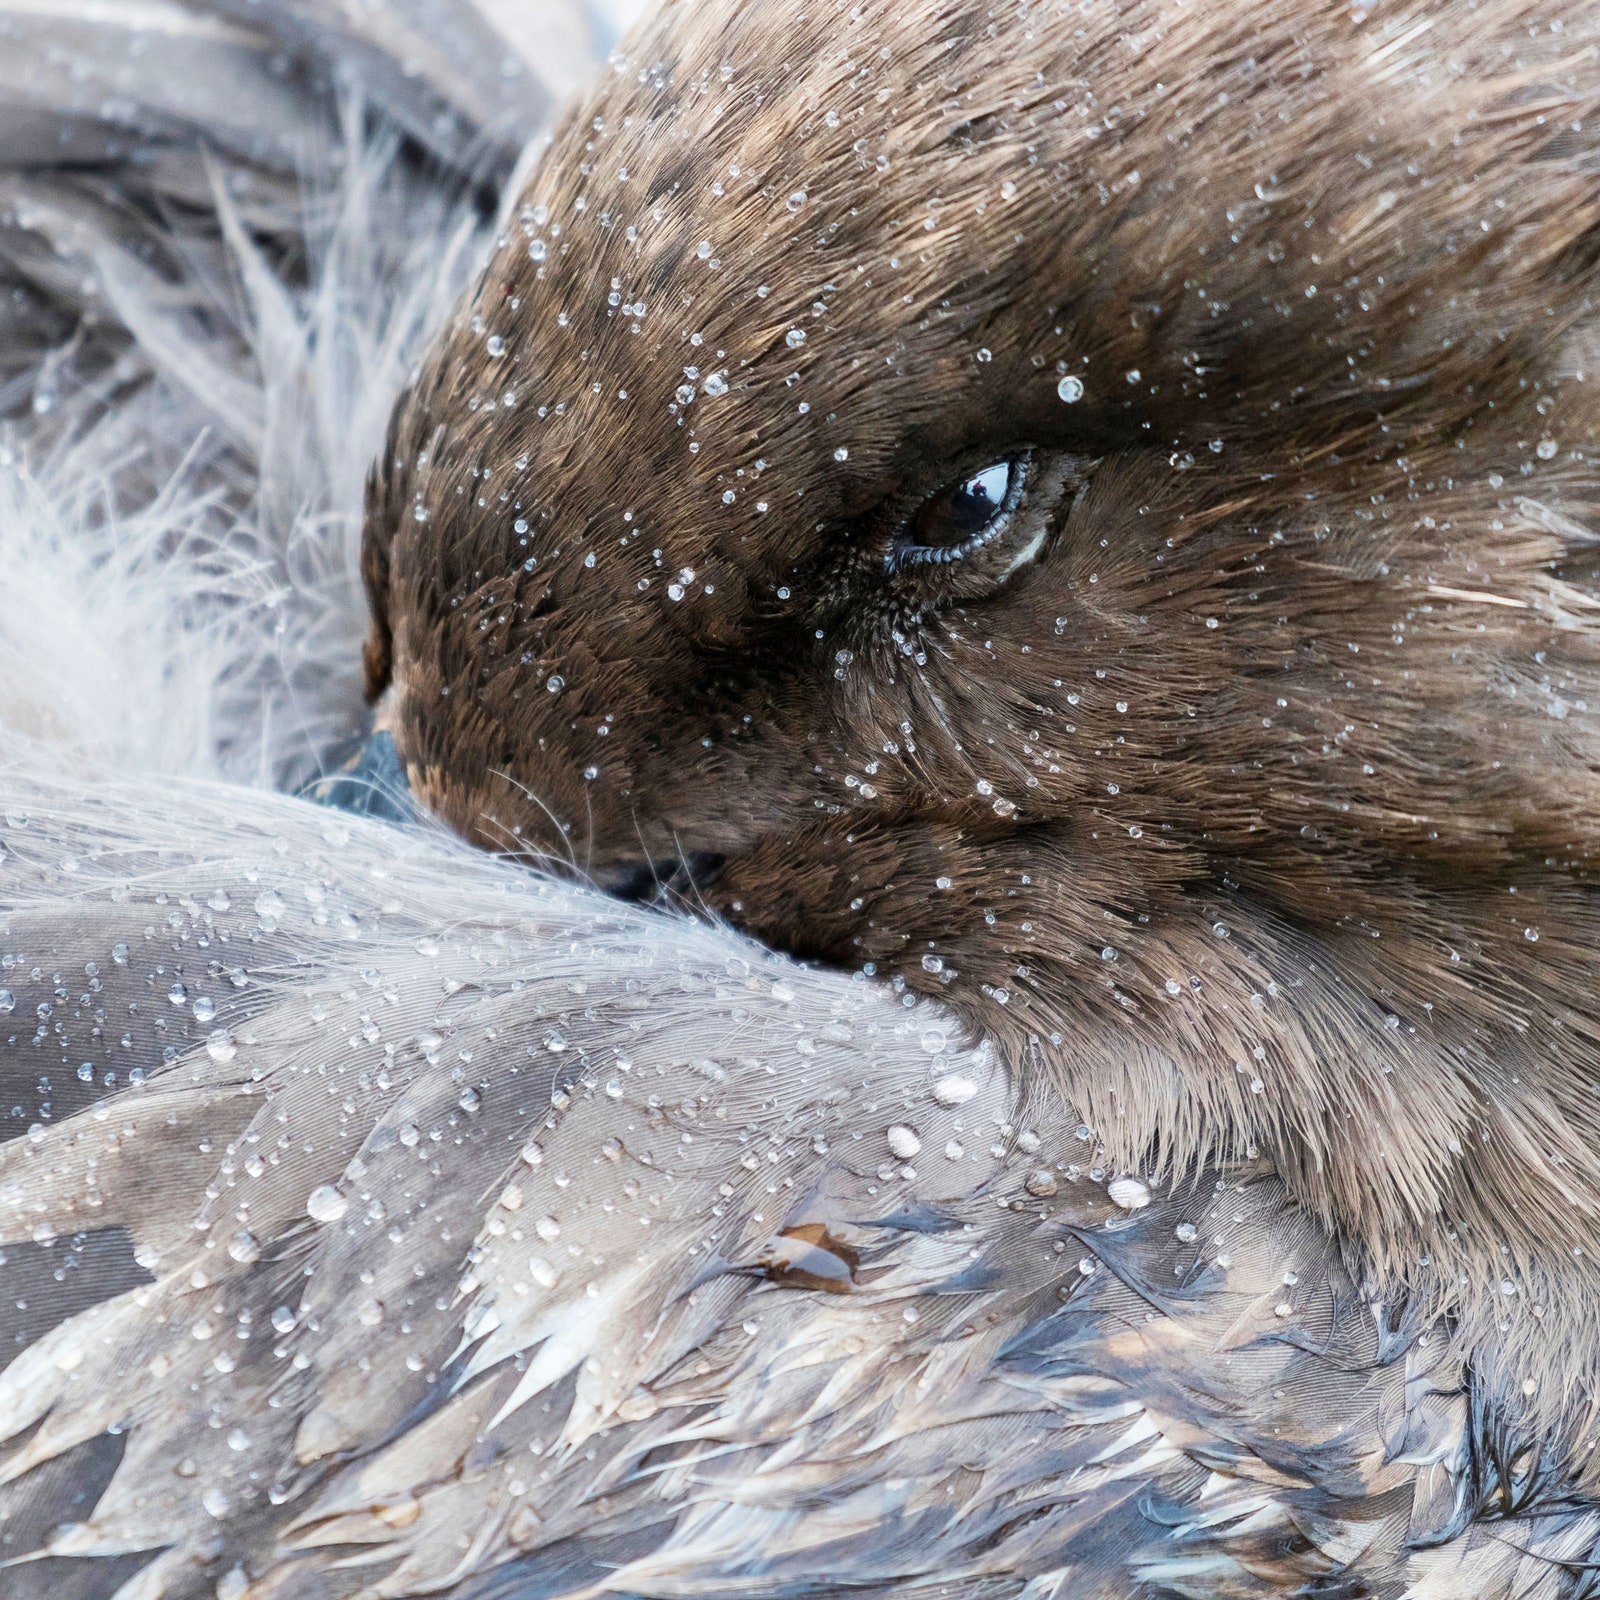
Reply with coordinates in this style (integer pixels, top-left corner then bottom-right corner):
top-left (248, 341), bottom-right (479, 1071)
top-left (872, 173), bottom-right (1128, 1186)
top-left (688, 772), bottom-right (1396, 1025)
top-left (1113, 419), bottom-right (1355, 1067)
top-left (875, 447), bottom-right (1089, 602)
top-left (892, 454), bottom-right (1031, 569)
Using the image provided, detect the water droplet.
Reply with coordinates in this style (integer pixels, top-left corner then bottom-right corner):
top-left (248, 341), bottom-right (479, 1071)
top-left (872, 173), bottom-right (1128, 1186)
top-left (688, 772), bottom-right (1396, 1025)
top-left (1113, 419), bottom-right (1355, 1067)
top-left (1108, 1176), bottom-right (1151, 1210)
top-left (1025, 1169), bottom-right (1058, 1197)
top-left (191, 996), bottom-right (216, 1023)
top-left (486, 334), bottom-right (505, 357)
top-left (270, 1306), bottom-right (297, 1334)
top-left (306, 1186), bottom-right (348, 1224)
top-left (886, 1124), bottom-right (922, 1159)
top-left (1175, 1221), bottom-right (1198, 1243)
top-left (227, 1230), bottom-right (261, 1264)
top-left (703, 372), bottom-right (728, 396)
top-left (787, 189), bottom-right (807, 210)
top-left (168, 981), bottom-right (187, 1007)
top-left (254, 890), bottom-right (285, 921)
top-left (833, 447), bottom-right (849, 462)
top-left (0, 990), bottom-right (13, 1014)
top-left (786, 328), bottom-right (807, 348)
top-left (932, 1073), bottom-right (978, 1106)
top-left (1537, 439), bottom-right (1558, 460)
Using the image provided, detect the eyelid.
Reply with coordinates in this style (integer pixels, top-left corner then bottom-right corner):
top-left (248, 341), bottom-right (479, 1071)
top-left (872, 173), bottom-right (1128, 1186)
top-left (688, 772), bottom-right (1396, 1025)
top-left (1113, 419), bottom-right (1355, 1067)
top-left (889, 450), bottom-right (1036, 570)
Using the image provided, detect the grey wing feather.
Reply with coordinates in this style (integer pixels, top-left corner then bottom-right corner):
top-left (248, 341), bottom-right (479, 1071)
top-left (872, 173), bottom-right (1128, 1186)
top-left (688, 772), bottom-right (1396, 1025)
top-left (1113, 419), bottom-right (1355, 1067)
top-left (0, 0), bottom-right (584, 437)
top-left (1, 773), bottom-right (1598, 1598)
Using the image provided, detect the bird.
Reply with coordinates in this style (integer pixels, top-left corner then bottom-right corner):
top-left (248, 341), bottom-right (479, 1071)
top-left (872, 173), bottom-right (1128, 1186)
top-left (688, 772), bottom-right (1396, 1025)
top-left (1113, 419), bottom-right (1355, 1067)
top-left (4, 0), bottom-right (1600, 1595)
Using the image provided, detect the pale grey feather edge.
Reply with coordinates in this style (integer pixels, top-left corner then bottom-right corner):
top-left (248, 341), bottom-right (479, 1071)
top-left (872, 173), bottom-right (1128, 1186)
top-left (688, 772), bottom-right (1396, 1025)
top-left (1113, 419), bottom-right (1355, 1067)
top-left (0, 0), bottom-right (595, 432)
top-left (0, 0), bottom-right (552, 177)
top-left (0, 773), bottom-right (1596, 1597)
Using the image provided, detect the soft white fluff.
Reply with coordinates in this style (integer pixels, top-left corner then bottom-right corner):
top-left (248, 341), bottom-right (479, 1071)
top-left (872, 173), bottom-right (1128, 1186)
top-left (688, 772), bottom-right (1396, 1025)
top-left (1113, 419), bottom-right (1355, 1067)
top-left (0, 117), bottom-right (491, 789)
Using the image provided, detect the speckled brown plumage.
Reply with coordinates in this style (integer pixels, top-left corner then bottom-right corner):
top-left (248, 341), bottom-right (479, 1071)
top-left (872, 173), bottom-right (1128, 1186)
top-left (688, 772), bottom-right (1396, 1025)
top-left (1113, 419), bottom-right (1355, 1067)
top-left (364, 0), bottom-right (1600, 1477)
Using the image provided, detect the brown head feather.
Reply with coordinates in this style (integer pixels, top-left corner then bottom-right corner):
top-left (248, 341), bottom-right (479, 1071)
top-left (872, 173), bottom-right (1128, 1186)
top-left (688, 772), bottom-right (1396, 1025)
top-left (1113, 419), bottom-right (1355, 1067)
top-left (364, 0), bottom-right (1600, 1390)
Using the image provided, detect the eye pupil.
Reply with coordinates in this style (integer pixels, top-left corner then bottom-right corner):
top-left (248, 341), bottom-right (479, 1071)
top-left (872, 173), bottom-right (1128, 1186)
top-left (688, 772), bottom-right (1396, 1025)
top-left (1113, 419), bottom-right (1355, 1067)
top-left (915, 460), bottom-right (1013, 549)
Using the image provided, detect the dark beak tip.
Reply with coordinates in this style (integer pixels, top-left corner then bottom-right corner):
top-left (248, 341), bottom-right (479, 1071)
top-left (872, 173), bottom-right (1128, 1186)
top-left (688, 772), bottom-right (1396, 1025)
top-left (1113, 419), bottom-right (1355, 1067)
top-left (594, 852), bottom-right (725, 903)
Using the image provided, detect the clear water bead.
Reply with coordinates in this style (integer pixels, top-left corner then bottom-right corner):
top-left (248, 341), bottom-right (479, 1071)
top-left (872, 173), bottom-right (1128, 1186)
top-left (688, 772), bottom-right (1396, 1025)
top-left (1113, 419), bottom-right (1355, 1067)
top-left (886, 1124), bottom-right (922, 1159)
top-left (932, 1073), bottom-right (978, 1106)
top-left (306, 1185), bottom-right (349, 1224)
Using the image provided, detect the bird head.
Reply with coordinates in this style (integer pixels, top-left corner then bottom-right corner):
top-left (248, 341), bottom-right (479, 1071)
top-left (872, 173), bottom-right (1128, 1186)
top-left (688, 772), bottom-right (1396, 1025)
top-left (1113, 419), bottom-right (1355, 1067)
top-left (363, 0), bottom-right (1600, 1279)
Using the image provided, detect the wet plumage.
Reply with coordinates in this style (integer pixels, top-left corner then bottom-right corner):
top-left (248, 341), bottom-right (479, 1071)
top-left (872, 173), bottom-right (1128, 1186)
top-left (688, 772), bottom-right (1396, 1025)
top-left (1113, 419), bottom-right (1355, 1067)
top-left (3, 777), bottom-right (1597, 1599)
top-left (4, 0), bottom-right (1600, 1595)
